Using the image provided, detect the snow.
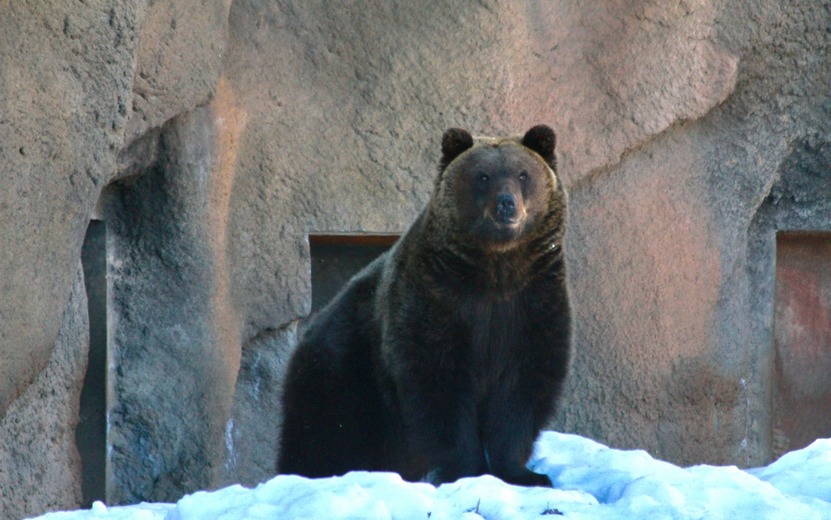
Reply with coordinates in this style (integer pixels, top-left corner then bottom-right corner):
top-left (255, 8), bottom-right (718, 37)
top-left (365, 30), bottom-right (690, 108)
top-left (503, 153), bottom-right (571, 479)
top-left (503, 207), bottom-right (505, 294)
top-left (31, 432), bottom-right (831, 520)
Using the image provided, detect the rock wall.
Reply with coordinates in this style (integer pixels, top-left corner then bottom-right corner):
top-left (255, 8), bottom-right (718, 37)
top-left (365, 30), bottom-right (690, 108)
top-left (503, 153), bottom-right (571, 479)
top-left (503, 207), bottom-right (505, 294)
top-left (0, 265), bottom-right (88, 520)
top-left (0, 0), bottom-right (829, 516)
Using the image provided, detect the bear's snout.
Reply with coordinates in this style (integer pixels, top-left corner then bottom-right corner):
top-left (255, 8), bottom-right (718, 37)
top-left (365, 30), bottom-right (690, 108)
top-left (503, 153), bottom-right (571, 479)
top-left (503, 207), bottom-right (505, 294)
top-left (495, 193), bottom-right (518, 223)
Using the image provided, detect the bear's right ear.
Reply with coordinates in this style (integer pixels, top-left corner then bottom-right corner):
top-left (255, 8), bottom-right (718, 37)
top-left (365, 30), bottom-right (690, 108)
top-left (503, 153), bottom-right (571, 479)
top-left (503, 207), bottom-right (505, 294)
top-left (440, 128), bottom-right (474, 168)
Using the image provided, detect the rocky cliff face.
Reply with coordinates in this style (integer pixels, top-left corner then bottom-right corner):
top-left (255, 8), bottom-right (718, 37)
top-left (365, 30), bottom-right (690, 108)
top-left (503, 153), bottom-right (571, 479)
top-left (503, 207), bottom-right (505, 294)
top-left (1, 1), bottom-right (829, 517)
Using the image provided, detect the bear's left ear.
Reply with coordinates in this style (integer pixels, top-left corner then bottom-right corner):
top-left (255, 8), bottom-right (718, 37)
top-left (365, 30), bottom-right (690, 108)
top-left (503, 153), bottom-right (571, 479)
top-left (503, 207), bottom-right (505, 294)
top-left (440, 128), bottom-right (474, 168)
top-left (521, 125), bottom-right (556, 163)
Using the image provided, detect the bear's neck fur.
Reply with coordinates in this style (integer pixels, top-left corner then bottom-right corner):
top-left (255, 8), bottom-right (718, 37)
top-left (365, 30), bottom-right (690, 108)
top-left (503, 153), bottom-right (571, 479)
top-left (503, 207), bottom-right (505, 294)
top-left (405, 202), bottom-right (566, 298)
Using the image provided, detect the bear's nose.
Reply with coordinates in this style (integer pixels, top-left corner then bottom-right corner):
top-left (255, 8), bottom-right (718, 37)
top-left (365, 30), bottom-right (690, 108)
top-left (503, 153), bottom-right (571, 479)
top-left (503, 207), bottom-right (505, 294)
top-left (495, 193), bottom-right (517, 221)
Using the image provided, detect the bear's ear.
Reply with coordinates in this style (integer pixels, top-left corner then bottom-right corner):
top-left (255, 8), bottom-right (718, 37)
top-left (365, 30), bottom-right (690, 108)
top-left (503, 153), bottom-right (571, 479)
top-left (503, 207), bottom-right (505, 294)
top-left (440, 128), bottom-right (474, 168)
top-left (521, 125), bottom-right (556, 163)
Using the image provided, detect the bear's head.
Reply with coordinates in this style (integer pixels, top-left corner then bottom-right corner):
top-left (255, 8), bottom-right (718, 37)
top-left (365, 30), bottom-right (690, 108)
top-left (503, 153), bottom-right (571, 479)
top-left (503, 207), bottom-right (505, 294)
top-left (432, 125), bottom-right (563, 252)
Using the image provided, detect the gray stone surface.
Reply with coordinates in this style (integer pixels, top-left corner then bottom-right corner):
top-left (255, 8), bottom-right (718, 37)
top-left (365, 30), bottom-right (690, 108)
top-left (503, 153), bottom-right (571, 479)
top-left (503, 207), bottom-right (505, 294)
top-left (103, 107), bottom-right (239, 504)
top-left (223, 323), bottom-right (298, 487)
top-left (1, 0), bottom-right (829, 514)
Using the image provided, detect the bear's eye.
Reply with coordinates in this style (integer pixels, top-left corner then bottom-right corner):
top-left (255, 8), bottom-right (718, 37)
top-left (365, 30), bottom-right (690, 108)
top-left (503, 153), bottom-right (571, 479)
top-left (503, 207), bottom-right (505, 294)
top-left (518, 171), bottom-right (529, 182)
top-left (477, 173), bottom-right (490, 183)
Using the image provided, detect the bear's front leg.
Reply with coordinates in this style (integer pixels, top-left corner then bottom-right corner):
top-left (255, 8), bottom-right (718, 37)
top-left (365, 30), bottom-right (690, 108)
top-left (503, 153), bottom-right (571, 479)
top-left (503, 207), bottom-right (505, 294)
top-left (389, 355), bottom-right (486, 485)
top-left (480, 381), bottom-right (556, 487)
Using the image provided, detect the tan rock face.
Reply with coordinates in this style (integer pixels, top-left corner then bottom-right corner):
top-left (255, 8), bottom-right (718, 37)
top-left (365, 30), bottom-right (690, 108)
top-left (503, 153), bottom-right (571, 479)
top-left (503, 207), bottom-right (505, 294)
top-left (1, 0), bottom-right (830, 514)
top-left (506, 0), bottom-right (739, 182)
top-left (0, 265), bottom-right (88, 520)
top-left (125, 0), bottom-right (229, 143)
top-left (0, 0), bottom-right (139, 418)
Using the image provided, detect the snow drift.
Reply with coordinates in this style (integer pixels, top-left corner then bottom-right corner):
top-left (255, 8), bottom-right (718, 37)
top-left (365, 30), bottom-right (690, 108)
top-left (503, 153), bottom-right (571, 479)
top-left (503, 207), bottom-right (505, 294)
top-left (32, 432), bottom-right (831, 520)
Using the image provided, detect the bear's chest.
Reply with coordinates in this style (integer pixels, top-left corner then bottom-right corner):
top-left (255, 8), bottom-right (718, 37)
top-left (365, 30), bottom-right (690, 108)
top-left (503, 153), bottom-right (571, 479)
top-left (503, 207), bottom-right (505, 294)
top-left (457, 296), bottom-right (526, 388)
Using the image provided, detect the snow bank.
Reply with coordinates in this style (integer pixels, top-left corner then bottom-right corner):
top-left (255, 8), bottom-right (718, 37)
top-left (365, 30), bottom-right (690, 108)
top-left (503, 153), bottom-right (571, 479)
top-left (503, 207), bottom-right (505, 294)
top-left (31, 432), bottom-right (831, 520)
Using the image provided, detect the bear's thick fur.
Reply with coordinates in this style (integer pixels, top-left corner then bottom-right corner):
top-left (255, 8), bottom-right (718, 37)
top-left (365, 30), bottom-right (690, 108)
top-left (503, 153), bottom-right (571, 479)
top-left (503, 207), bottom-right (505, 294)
top-left (278, 125), bottom-right (570, 487)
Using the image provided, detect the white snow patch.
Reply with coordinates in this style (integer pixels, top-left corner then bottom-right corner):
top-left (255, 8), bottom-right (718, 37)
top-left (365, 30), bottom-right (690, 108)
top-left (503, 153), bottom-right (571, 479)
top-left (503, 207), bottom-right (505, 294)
top-left (30, 432), bottom-right (831, 520)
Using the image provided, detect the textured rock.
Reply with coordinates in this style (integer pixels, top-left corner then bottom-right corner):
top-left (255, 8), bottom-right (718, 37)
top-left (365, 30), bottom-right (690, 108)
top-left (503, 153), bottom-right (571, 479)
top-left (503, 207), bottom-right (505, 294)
top-left (103, 106), bottom-right (242, 504)
top-left (223, 323), bottom-right (298, 487)
top-left (0, 0), bottom-right (229, 510)
top-left (0, 0), bottom-right (141, 417)
top-left (0, 264), bottom-right (87, 519)
top-left (513, 0), bottom-right (739, 181)
top-left (561, 122), bottom-right (757, 464)
top-left (557, 1), bottom-right (831, 467)
top-left (124, 0), bottom-right (229, 144)
top-left (749, 133), bottom-right (831, 460)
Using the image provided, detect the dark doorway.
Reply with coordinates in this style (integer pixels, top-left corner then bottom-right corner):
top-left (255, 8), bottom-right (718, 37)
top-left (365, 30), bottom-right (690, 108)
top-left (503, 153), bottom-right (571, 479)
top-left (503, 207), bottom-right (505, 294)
top-left (77, 220), bottom-right (108, 506)
top-left (773, 231), bottom-right (831, 458)
top-left (309, 234), bottom-right (399, 313)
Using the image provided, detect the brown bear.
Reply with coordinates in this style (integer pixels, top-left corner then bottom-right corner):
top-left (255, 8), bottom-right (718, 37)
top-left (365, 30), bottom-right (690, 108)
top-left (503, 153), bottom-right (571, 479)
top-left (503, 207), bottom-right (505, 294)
top-left (278, 125), bottom-right (570, 487)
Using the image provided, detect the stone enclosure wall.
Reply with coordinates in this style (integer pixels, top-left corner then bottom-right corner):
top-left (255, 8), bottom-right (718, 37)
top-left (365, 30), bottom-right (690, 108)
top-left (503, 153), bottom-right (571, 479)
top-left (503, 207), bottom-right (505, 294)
top-left (1, 0), bottom-right (829, 517)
